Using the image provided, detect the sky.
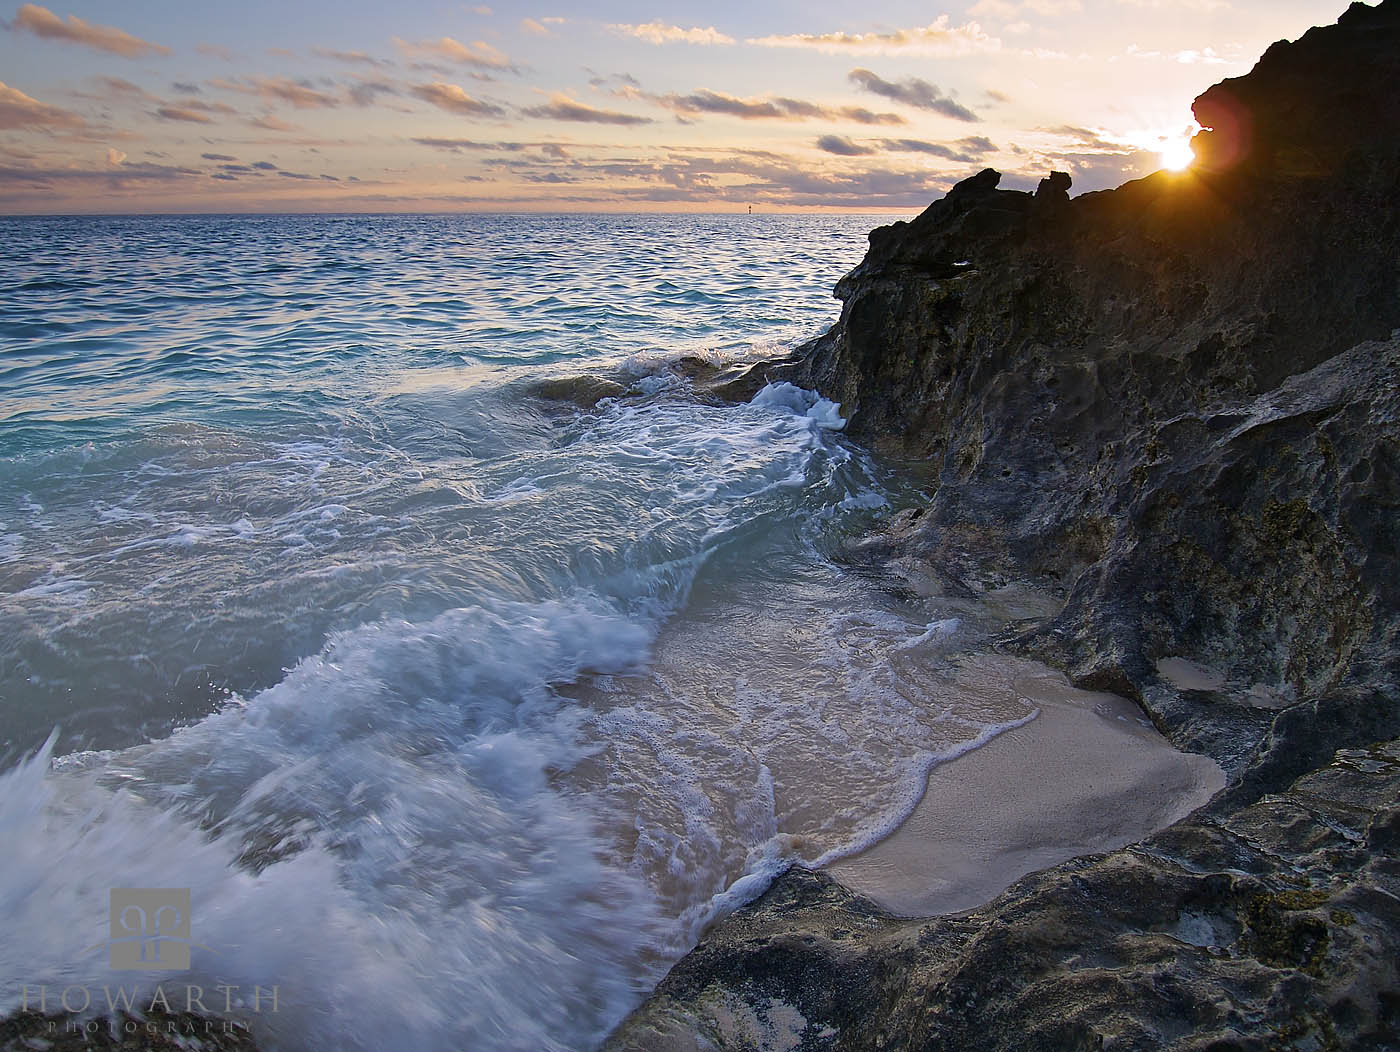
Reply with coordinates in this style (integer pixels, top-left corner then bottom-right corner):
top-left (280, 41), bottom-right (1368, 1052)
top-left (0, 0), bottom-right (1354, 213)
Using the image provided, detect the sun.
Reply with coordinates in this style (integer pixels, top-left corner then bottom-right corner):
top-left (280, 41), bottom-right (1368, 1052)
top-left (1160, 137), bottom-right (1196, 172)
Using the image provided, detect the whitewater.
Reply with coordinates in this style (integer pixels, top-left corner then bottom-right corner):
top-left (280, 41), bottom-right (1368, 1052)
top-left (0, 213), bottom-right (1042, 1050)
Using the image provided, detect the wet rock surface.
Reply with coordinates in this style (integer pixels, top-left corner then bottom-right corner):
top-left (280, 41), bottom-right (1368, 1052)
top-left (611, 2), bottom-right (1400, 1048)
top-left (0, 1010), bottom-right (261, 1051)
top-left (609, 742), bottom-right (1400, 1052)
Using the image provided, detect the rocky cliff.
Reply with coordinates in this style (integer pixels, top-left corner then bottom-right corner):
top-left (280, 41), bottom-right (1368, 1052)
top-left (610, 2), bottom-right (1400, 1048)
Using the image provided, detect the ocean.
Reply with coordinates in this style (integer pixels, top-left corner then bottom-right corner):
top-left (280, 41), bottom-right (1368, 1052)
top-left (0, 213), bottom-right (1041, 1050)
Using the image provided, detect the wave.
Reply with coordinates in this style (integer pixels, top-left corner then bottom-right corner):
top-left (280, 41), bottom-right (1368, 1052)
top-left (0, 383), bottom-right (892, 1050)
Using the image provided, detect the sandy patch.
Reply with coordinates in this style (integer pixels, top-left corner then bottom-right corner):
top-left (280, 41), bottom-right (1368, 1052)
top-left (826, 655), bottom-right (1225, 917)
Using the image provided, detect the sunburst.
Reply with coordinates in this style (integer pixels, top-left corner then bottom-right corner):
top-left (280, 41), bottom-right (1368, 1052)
top-left (1160, 137), bottom-right (1196, 172)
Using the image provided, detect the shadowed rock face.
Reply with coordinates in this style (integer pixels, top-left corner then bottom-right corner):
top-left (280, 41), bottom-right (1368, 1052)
top-left (1192, 1), bottom-right (1400, 178)
top-left (759, 0), bottom-right (1400, 778)
top-left (610, 2), bottom-right (1400, 1048)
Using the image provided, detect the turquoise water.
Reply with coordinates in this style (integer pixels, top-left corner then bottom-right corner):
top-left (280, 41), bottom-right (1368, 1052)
top-left (0, 214), bottom-right (1038, 1051)
top-left (1, 214), bottom-right (861, 450)
top-left (1, 213), bottom-right (878, 750)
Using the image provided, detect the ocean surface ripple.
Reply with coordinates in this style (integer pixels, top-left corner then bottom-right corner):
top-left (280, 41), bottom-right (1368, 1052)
top-left (0, 213), bottom-right (1041, 1051)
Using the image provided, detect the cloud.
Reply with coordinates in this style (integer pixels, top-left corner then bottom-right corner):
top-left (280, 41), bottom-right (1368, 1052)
top-left (196, 42), bottom-right (234, 61)
top-left (0, 80), bottom-right (85, 129)
top-left (247, 115), bottom-right (300, 132)
top-left (201, 152), bottom-right (237, 161)
top-left (1023, 148), bottom-right (1159, 191)
top-left (522, 170), bottom-right (577, 184)
top-left (408, 82), bottom-right (505, 117)
top-left (1046, 124), bottom-right (1127, 151)
top-left (0, 160), bottom-right (201, 191)
top-left (87, 76), bottom-right (156, 101)
top-left (10, 4), bottom-right (170, 58)
top-left (629, 150), bottom-right (964, 208)
top-left (660, 90), bottom-right (785, 119)
top-left (411, 137), bottom-right (497, 151)
top-left (172, 82), bottom-right (201, 95)
top-left (410, 137), bottom-right (573, 155)
top-left (1008, 126), bottom-right (1172, 189)
top-left (876, 136), bottom-right (993, 161)
top-left (610, 23), bottom-right (734, 45)
top-left (521, 93), bottom-right (652, 125)
top-left (261, 146), bottom-right (960, 208)
top-left (814, 133), bottom-right (997, 162)
top-left (348, 79), bottom-right (398, 107)
top-left (589, 71), bottom-right (641, 92)
top-left (848, 69), bottom-right (980, 121)
top-left (834, 106), bottom-right (906, 126)
top-left (1168, 47), bottom-right (1230, 64)
top-left (93, 75), bottom-right (148, 95)
top-left (956, 135), bottom-right (997, 153)
top-left (470, 4), bottom-right (492, 13)
top-left (1122, 42), bottom-right (1242, 64)
top-left (217, 76), bottom-right (340, 109)
top-left (816, 134), bottom-right (875, 156)
top-left (767, 98), bottom-right (825, 119)
top-left (312, 47), bottom-right (390, 67)
top-left (105, 148), bottom-right (125, 165)
top-left (250, 161), bottom-right (278, 170)
top-left (181, 99), bottom-right (237, 116)
top-left (394, 36), bottom-right (515, 71)
top-left (520, 18), bottom-right (551, 36)
top-left (655, 89), bottom-right (904, 125)
top-left (748, 17), bottom-right (999, 56)
top-left (79, 76), bottom-right (240, 122)
top-left (154, 106), bottom-right (213, 124)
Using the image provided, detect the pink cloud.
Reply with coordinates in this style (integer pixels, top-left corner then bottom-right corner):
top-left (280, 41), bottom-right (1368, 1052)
top-left (0, 79), bottom-right (85, 129)
top-left (395, 36), bottom-right (514, 71)
top-left (408, 82), bottom-right (504, 117)
top-left (11, 4), bottom-right (170, 58)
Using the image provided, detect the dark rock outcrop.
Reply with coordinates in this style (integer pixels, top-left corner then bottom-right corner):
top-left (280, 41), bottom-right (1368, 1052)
top-left (1033, 170), bottom-right (1071, 206)
top-left (760, 0), bottom-right (1400, 780)
top-left (0, 1010), bottom-right (260, 1051)
top-left (610, 742), bottom-right (1400, 1051)
top-left (611, 2), bottom-right (1400, 1047)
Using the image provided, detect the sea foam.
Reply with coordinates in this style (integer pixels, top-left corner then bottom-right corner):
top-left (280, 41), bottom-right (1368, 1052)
top-left (2, 214), bottom-right (1043, 1051)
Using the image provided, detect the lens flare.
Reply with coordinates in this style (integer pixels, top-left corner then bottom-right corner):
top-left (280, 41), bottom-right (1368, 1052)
top-left (1160, 138), bottom-right (1195, 171)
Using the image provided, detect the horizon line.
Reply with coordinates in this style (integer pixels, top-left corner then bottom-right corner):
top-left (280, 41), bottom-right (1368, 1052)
top-left (0, 207), bottom-right (925, 219)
